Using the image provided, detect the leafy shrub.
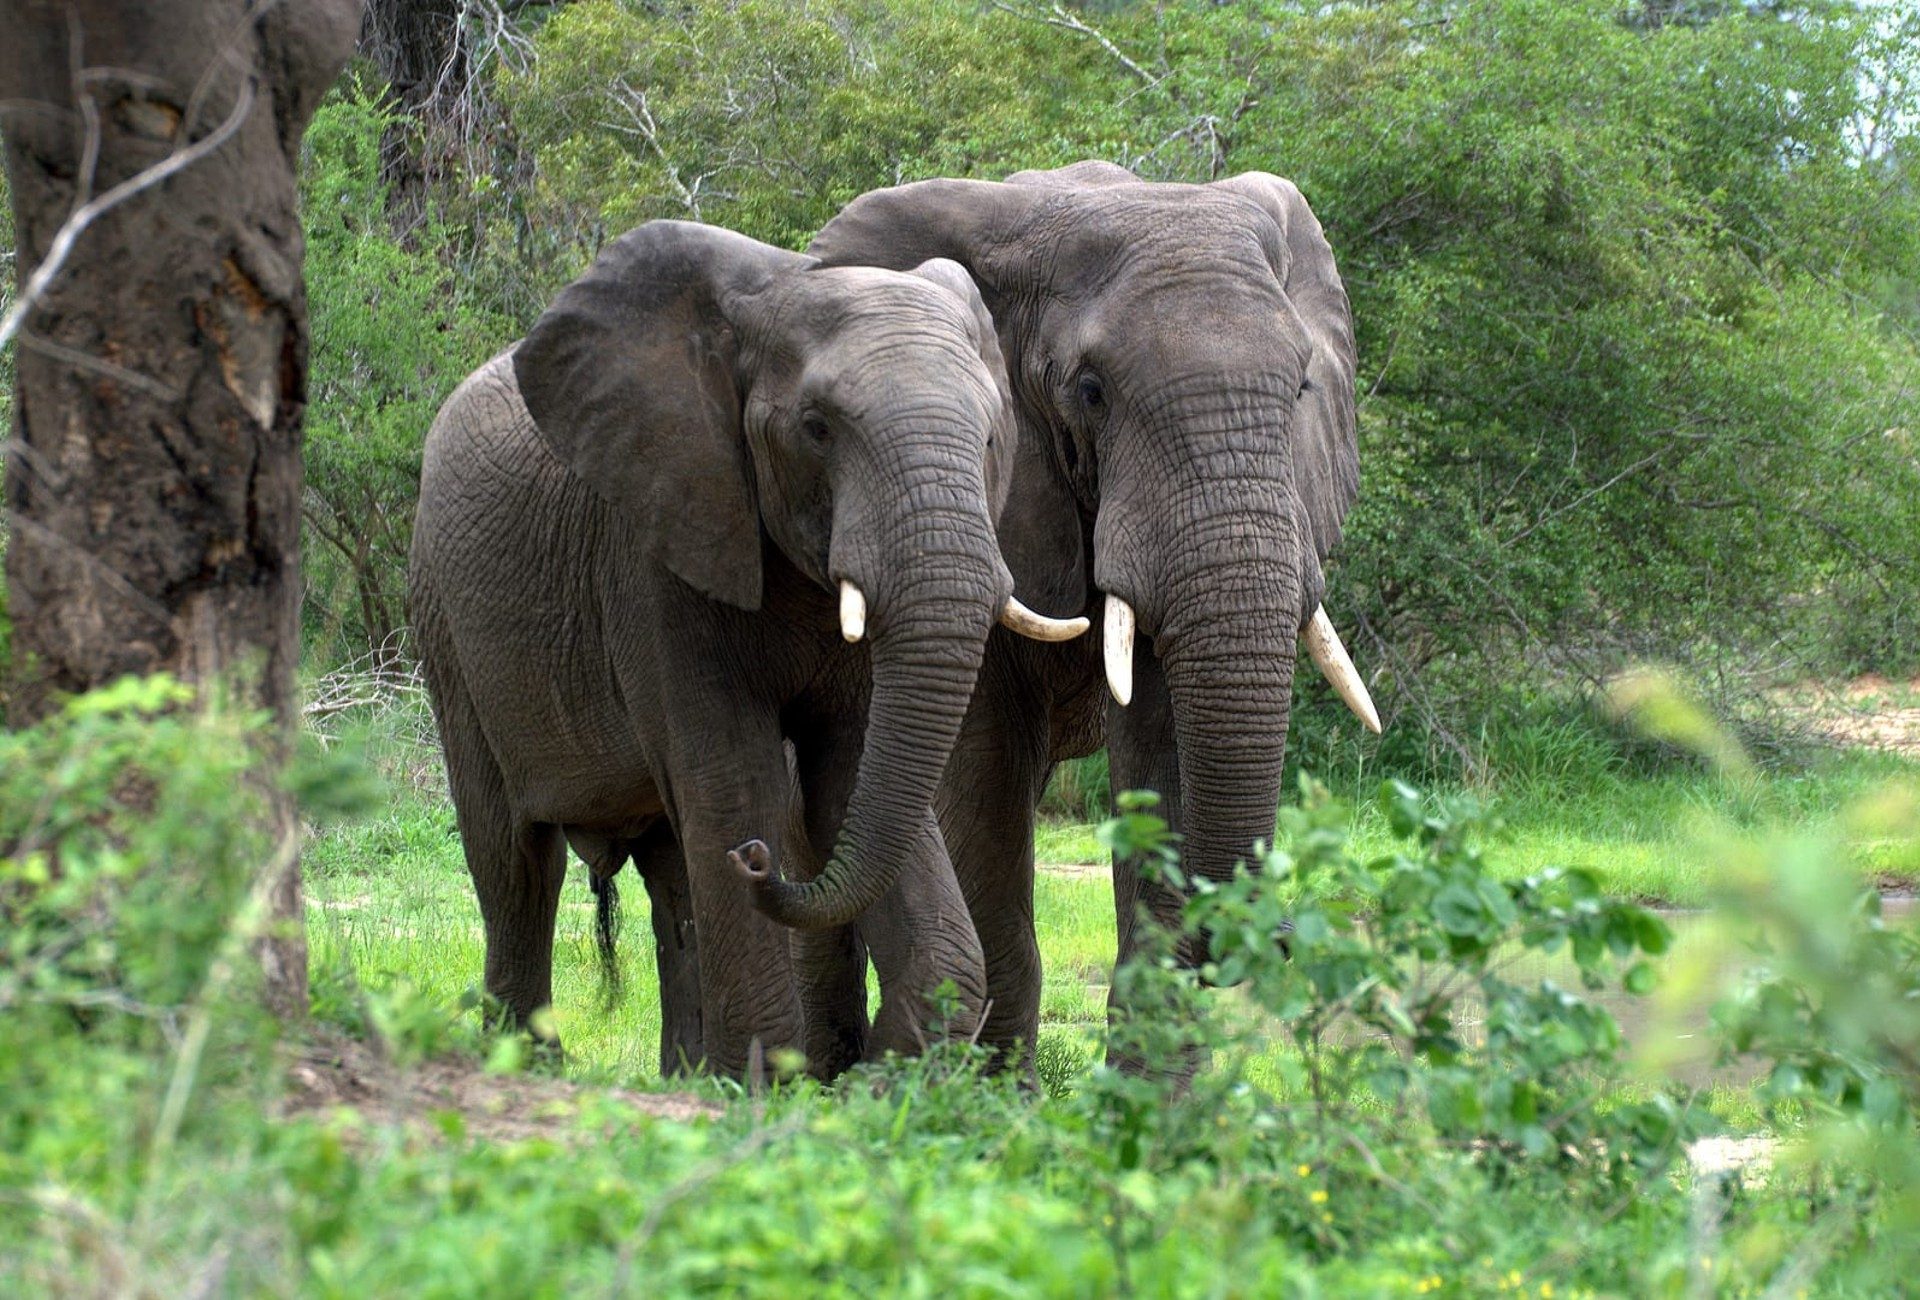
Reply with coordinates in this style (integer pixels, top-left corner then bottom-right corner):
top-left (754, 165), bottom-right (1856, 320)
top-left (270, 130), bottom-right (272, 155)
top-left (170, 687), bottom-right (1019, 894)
top-left (1090, 780), bottom-right (1702, 1184)
top-left (0, 677), bottom-right (270, 1016)
top-left (1204, 780), bottom-right (1693, 1175)
top-left (0, 678), bottom-right (282, 1198)
top-left (300, 76), bottom-right (506, 663)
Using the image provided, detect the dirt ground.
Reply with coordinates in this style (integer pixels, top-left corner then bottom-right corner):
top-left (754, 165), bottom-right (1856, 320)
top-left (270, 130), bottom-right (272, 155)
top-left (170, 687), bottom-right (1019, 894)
top-left (1780, 673), bottom-right (1920, 757)
top-left (280, 1029), bottom-right (719, 1143)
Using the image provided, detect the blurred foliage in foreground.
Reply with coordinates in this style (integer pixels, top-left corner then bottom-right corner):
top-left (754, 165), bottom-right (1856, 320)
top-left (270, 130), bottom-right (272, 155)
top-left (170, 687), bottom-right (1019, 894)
top-left (4, 672), bottom-right (1919, 1293)
top-left (278, 0), bottom-right (1920, 780)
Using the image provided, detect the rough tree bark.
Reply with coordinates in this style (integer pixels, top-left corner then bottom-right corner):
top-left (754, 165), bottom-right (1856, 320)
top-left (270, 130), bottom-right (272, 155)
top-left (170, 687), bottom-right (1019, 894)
top-left (0, 0), bottom-right (362, 1015)
top-left (358, 0), bottom-right (465, 224)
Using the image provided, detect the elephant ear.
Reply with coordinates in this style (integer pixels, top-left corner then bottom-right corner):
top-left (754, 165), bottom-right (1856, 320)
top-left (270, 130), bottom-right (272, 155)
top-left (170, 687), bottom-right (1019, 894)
top-left (906, 256), bottom-right (1004, 377)
top-left (514, 221), bottom-right (809, 611)
top-left (1210, 173), bottom-right (1359, 585)
top-left (806, 178), bottom-right (1049, 300)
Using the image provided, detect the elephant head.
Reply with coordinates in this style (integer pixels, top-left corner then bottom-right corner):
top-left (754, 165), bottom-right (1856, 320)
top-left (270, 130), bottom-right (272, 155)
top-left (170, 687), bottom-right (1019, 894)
top-left (513, 220), bottom-right (1085, 931)
top-left (808, 164), bottom-right (1378, 951)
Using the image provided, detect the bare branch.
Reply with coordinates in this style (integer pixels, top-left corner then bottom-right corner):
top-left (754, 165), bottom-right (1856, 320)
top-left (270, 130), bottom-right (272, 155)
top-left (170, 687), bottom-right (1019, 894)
top-left (990, 1), bottom-right (1158, 87)
top-left (603, 84), bottom-right (702, 219)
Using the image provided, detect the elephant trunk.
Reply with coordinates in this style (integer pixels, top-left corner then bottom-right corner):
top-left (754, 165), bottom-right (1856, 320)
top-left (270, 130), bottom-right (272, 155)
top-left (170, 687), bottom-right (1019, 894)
top-left (1144, 492), bottom-right (1302, 951)
top-left (745, 450), bottom-right (1005, 931)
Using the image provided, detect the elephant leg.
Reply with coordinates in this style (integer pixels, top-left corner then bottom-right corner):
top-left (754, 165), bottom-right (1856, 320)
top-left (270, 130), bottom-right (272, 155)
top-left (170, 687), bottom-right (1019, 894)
top-left (631, 821), bottom-right (704, 1078)
top-left (1104, 640), bottom-right (1198, 1079)
top-left (433, 667), bottom-right (568, 1044)
top-left (785, 737), bottom-right (869, 1079)
top-left (934, 654), bottom-right (1053, 1073)
top-left (673, 735), bottom-right (807, 1080)
top-left (473, 816), bottom-right (567, 1041)
top-left (858, 809), bottom-right (987, 1060)
top-left (465, 810), bottom-right (567, 1042)
top-left (793, 716), bottom-right (985, 1063)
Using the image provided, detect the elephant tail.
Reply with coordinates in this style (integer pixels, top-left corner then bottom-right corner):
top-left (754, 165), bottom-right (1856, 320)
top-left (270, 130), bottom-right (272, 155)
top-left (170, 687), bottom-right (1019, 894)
top-left (589, 868), bottom-right (623, 1010)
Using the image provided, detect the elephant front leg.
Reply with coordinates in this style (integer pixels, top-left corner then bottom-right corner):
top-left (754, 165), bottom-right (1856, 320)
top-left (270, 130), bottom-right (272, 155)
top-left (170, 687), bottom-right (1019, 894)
top-left (1104, 641), bottom-right (1203, 1082)
top-left (791, 716), bottom-right (985, 1063)
top-left (933, 659), bottom-right (1054, 1075)
top-left (856, 809), bottom-right (988, 1059)
top-left (787, 726), bottom-right (873, 1076)
top-left (674, 741), bottom-right (808, 1081)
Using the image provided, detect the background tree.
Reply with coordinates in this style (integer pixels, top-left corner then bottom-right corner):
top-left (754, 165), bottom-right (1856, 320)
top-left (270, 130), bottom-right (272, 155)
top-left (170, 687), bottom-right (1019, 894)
top-left (1, 0), bottom-right (362, 1011)
top-left (202, 0), bottom-right (1920, 777)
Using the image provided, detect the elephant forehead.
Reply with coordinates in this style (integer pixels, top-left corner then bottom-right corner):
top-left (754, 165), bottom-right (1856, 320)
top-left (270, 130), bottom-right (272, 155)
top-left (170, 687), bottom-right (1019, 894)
top-left (788, 264), bottom-right (976, 336)
top-left (805, 349), bottom-right (1002, 427)
top-left (1026, 186), bottom-right (1277, 272)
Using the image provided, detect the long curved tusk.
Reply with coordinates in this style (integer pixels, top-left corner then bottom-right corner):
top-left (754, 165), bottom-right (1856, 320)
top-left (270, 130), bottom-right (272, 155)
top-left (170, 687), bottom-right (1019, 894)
top-left (1301, 606), bottom-right (1381, 734)
top-left (1103, 594), bottom-right (1135, 707)
top-left (999, 595), bottom-right (1090, 643)
top-left (839, 580), bottom-right (866, 644)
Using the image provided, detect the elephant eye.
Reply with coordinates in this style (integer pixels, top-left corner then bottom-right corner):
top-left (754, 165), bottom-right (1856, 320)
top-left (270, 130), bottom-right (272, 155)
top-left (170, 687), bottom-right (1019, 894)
top-left (1298, 376), bottom-right (1315, 398)
top-left (800, 411), bottom-right (832, 445)
top-left (1077, 372), bottom-right (1106, 411)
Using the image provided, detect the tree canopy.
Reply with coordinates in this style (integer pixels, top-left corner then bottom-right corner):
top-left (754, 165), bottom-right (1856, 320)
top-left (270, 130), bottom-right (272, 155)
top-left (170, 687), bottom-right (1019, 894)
top-left (116, 0), bottom-right (1920, 761)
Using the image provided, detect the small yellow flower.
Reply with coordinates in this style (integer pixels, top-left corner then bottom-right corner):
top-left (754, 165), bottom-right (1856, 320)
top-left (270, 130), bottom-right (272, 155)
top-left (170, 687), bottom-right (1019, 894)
top-left (1296, 1164), bottom-right (1312, 1177)
top-left (1320, 1211), bottom-right (1333, 1223)
top-left (1541, 1285), bottom-right (1554, 1298)
top-left (1310, 1189), bottom-right (1329, 1204)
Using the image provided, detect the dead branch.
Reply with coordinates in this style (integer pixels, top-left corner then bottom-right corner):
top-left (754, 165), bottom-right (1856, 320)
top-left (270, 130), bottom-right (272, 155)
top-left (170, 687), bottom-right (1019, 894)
top-left (990, 1), bottom-right (1160, 87)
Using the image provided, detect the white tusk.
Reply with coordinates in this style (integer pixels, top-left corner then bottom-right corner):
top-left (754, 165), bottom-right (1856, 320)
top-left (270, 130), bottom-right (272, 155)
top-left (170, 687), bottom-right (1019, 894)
top-left (1301, 606), bottom-right (1381, 734)
top-left (1103, 594), bottom-right (1134, 707)
top-left (999, 595), bottom-right (1090, 643)
top-left (839, 580), bottom-right (866, 644)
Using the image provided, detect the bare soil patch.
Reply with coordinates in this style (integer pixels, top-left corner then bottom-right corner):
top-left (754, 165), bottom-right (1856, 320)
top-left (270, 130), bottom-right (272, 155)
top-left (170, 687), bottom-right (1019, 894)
top-left (1039, 860), bottom-right (1106, 880)
top-left (280, 1029), bottom-right (719, 1143)
top-left (1777, 674), bottom-right (1920, 757)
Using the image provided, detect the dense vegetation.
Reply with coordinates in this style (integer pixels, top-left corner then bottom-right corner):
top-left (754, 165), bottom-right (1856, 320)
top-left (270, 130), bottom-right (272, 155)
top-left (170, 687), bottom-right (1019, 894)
top-left (4, 674), bottom-right (1919, 1292)
top-left (284, 0), bottom-right (1920, 777)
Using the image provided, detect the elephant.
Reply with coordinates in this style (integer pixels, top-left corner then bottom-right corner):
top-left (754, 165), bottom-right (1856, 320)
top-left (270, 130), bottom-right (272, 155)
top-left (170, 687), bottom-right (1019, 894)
top-left (408, 219), bottom-right (1087, 1078)
top-left (750, 161), bottom-right (1381, 1072)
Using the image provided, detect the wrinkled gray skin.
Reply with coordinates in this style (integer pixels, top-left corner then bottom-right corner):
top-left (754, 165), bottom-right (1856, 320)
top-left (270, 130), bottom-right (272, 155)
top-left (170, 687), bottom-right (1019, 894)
top-left (409, 220), bottom-right (1022, 1078)
top-left (801, 162), bottom-right (1359, 1072)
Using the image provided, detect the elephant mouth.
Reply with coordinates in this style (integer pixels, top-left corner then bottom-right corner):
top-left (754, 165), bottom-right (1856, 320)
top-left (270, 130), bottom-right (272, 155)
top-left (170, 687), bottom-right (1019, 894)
top-left (834, 578), bottom-right (1087, 646)
top-left (1099, 589), bottom-right (1379, 735)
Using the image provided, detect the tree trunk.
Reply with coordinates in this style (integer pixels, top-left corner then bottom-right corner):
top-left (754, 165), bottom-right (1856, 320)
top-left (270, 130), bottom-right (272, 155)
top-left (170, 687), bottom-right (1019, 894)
top-left (357, 0), bottom-right (465, 227)
top-left (0, 0), bottom-right (361, 1017)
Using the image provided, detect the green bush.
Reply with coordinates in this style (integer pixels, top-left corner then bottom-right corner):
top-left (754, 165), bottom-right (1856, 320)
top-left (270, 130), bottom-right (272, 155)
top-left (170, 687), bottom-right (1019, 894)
top-left (300, 77), bottom-right (506, 663)
top-left (8, 683), bottom-right (1919, 1293)
top-left (0, 677), bottom-right (280, 1197)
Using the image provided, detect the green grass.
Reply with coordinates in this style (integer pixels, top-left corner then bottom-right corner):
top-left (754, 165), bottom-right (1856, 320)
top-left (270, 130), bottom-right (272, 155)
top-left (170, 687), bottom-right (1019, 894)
top-left (305, 742), bottom-right (1920, 1085)
top-left (307, 793), bottom-right (1126, 1077)
top-left (1037, 746), bottom-right (1920, 906)
top-left (17, 684), bottom-right (1920, 1296)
